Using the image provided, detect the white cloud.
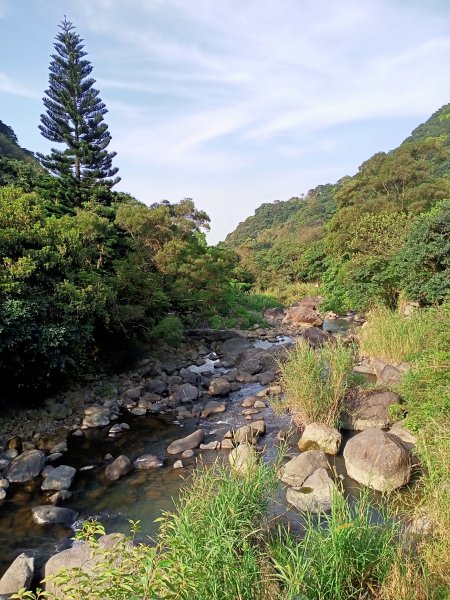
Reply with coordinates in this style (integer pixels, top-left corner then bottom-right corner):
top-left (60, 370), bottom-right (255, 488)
top-left (0, 72), bottom-right (40, 98)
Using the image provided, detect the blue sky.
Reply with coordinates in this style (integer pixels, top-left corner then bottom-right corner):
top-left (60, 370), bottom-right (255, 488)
top-left (1, 0), bottom-right (450, 242)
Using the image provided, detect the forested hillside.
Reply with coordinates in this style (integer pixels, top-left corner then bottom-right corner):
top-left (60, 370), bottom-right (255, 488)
top-left (225, 104), bottom-right (450, 311)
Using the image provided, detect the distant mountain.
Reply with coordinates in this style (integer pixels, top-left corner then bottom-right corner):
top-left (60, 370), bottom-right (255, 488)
top-left (0, 119), bottom-right (36, 162)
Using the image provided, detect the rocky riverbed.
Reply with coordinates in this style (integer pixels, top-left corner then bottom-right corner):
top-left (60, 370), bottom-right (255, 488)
top-left (0, 299), bottom-right (418, 596)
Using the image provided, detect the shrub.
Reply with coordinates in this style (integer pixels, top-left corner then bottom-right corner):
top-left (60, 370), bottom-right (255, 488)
top-left (278, 338), bottom-right (355, 426)
top-left (149, 314), bottom-right (183, 347)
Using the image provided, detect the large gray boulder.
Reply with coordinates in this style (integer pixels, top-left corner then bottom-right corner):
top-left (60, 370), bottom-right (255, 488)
top-left (208, 378), bottom-right (231, 396)
top-left (171, 383), bottom-right (198, 404)
top-left (105, 455), bottom-right (133, 481)
top-left (32, 506), bottom-right (79, 525)
top-left (298, 423), bottom-right (342, 455)
top-left (286, 468), bottom-right (338, 513)
top-left (167, 429), bottom-right (204, 455)
top-left (0, 553), bottom-right (34, 598)
top-left (219, 337), bottom-right (252, 356)
top-left (6, 450), bottom-right (46, 483)
top-left (41, 465), bottom-right (76, 491)
top-left (343, 428), bottom-right (412, 491)
top-left (341, 389), bottom-right (400, 430)
top-left (280, 450), bottom-right (328, 488)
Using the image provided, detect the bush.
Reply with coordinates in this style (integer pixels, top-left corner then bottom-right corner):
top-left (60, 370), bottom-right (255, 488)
top-left (149, 315), bottom-right (183, 347)
top-left (278, 338), bottom-right (355, 426)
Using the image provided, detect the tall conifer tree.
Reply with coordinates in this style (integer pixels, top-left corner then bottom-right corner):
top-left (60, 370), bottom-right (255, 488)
top-left (38, 17), bottom-right (120, 206)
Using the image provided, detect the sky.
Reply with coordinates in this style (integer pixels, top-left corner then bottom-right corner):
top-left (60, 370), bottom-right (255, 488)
top-left (1, 0), bottom-right (450, 243)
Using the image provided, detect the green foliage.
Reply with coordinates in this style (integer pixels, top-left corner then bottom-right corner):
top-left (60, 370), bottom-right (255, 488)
top-left (271, 491), bottom-right (399, 600)
top-left (396, 200), bottom-right (450, 304)
top-left (278, 338), bottom-right (355, 426)
top-left (38, 18), bottom-right (120, 206)
top-left (150, 315), bottom-right (183, 347)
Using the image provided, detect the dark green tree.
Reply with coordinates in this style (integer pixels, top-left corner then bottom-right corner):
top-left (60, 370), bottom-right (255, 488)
top-left (38, 17), bottom-right (120, 206)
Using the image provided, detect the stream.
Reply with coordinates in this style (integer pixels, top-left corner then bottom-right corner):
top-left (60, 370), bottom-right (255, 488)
top-left (0, 317), bottom-right (393, 577)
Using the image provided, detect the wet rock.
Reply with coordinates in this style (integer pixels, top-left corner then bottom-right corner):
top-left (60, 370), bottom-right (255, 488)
top-left (280, 450), bottom-right (328, 488)
top-left (257, 370), bottom-right (277, 385)
top-left (133, 454), bottom-right (163, 469)
top-left (82, 406), bottom-right (111, 428)
top-left (286, 468), bottom-right (338, 513)
top-left (181, 449), bottom-right (195, 458)
top-left (105, 455), bottom-right (133, 481)
top-left (167, 429), bottom-right (204, 455)
top-left (172, 383), bottom-right (199, 404)
top-left (0, 488), bottom-right (6, 501)
top-left (237, 357), bottom-right (262, 375)
top-left (208, 378), bottom-right (231, 396)
top-left (130, 407), bottom-right (146, 416)
top-left (42, 465), bottom-right (55, 477)
top-left (120, 423), bottom-right (130, 430)
top-left (343, 428), bottom-right (412, 491)
top-left (0, 478), bottom-right (9, 489)
top-left (220, 337), bottom-right (252, 356)
top-left (48, 490), bottom-right (72, 505)
top-left (32, 506), bottom-right (79, 525)
top-left (241, 396), bottom-right (256, 408)
top-left (144, 380), bottom-right (167, 395)
top-left (72, 429), bottom-right (83, 437)
top-left (0, 454), bottom-right (13, 470)
top-left (6, 449), bottom-right (46, 483)
top-left (0, 553), bottom-right (34, 598)
top-left (341, 389), bottom-right (400, 430)
top-left (173, 460), bottom-right (184, 469)
top-left (201, 400), bottom-right (226, 418)
top-left (43, 542), bottom-right (92, 598)
top-left (42, 465), bottom-right (76, 491)
top-left (298, 423), bottom-right (342, 455)
top-left (253, 399), bottom-right (266, 409)
top-left (282, 297), bottom-right (323, 327)
top-left (301, 327), bottom-right (331, 347)
top-left (234, 425), bottom-right (259, 445)
top-left (138, 392), bottom-right (161, 408)
top-left (108, 424), bottom-right (123, 435)
top-left (242, 408), bottom-right (259, 416)
top-left (236, 371), bottom-right (256, 383)
top-left (249, 420), bottom-right (266, 436)
top-left (50, 441), bottom-right (68, 454)
top-left (199, 441), bottom-right (220, 450)
top-left (229, 443), bottom-right (257, 475)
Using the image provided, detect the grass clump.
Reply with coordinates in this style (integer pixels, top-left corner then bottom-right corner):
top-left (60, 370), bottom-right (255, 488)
top-left (278, 337), bottom-right (355, 426)
top-left (270, 491), bottom-right (400, 600)
top-left (255, 281), bottom-right (322, 307)
top-left (359, 304), bottom-right (447, 364)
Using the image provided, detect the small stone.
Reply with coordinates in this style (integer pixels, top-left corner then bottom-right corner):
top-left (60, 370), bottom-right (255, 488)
top-left (181, 449), bottom-right (195, 458)
top-left (208, 378), bottom-right (231, 396)
top-left (173, 460), bottom-right (184, 469)
top-left (199, 441), bottom-right (220, 450)
top-left (48, 490), bottom-right (72, 505)
top-left (249, 420), bottom-right (266, 436)
top-left (298, 423), bottom-right (342, 455)
top-left (0, 488), bottom-right (6, 500)
top-left (229, 443), bottom-right (257, 475)
top-left (72, 429), bottom-right (83, 437)
top-left (42, 465), bottom-right (76, 491)
top-left (220, 439), bottom-right (235, 449)
top-left (104, 453), bottom-right (114, 461)
top-left (131, 407), bottom-right (146, 416)
top-left (105, 455), bottom-right (133, 481)
top-left (133, 454), bottom-right (163, 469)
top-left (253, 400), bottom-right (266, 409)
top-left (0, 478), bottom-right (10, 489)
top-left (120, 423), bottom-right (130, 430)
top-left (242, 408), bottom-right (260, 416)
top-left (241, 397), bottom-right (256, 408)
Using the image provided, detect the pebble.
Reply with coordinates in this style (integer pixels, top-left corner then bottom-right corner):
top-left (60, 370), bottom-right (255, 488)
top-left (173, 460), bottom-right (184, 469)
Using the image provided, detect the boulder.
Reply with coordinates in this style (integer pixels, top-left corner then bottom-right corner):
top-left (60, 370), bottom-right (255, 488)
top-left (341, 389), bottom-right (400, 431)
top-left (263, 307), bottom-right (285, 324)
top-left (237, 358), bottom-right (262, 375)
top-left (280, 450), bottom-right (328, 488)
top-left (233, 425), bottom-right (259, 445)
top-left (105, 455), bottom-right (133, 481)
top-left (249, 420), bottom-right (266, 436)
top-left (286, 468), bottom-right (338, 513)
top-left (301, 327), bottom-right (331, 347)
top-left (343, 428), bottom-right (412, 491)
top-left (208, 378), bottom-right (231, 396)
top-left (130, 407), bottom-right (146, 416)
top-left (389, 423), bottom-right (417, 447)
top-left (282, 297), bottom-right (323, 327)
top-left (298, 423), bottom-right (342, 455)
top-left (48, 490), bottom-right (72, 505)
top-left (133, 454), bottom-right (163, 469)
top-left (201, 400), bottom-right (226, 418)
top-left (32, 506), bottom-right (79, 525)
top-left (167, 429), bottom-right (204, 455)
top-left (171, 383), bottom-right (198, 404)
top-left (0, 553), bottom-right (34, 598)
top-left (6, 450), bottom-right (46, 483)
top-left (41, 465), bottom-right (76, 491)
top-left (43, 541), bottom-right (93, 598)
top-left (219, 337), bottom-right (252, 357)
top-left (229, 443), bottom-right (257, 475)
top-left (82, 406), bottom-right (111, 428)
top-left (373, 359), bottom-right (404, 386)
top-left (199, 441), bottom-right (220, 450)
